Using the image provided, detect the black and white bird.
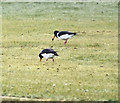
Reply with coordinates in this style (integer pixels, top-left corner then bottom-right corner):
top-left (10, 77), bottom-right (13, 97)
top-left (52, 30), bottom-right (77, 45)
top-left (39, 48), bottom-right (59, 62)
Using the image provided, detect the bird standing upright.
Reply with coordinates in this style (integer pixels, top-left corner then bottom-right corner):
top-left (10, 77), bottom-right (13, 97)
top-left (52, 30), bottom-right (77, 45)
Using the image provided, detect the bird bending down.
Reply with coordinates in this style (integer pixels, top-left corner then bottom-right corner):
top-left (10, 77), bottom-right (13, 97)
top-left (52, 30), bottom-right (77, 45)
top-left (39, 48), bottom-right (59, 62)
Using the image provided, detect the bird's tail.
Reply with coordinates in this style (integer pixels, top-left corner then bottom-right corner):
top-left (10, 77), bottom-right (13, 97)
top-left (74, 32), bottom-right (80, 35)
top-left (73, 33), bottom-right (77, 35)
top-left (55, 53), bottom-right (59, 56)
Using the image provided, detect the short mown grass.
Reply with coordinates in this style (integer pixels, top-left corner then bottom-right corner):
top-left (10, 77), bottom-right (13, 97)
top-left (1, 2), bottom-right (118, 101)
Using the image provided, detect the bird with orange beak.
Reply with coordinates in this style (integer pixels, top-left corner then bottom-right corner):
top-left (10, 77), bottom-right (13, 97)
top-left (39, 48), bottom-right (58, 62)
top-left (52, 30), bottom-right (77, 45)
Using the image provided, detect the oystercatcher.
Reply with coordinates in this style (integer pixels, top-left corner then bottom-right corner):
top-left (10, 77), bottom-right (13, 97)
top-left (52, 30), bottom-right (77, 45)
top-left (39, 48), bottom-right (59, 62)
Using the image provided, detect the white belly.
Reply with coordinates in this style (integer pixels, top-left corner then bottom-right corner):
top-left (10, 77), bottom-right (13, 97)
top-left (58, 34), bottom-right (74, 40)
top-left (41, 53), bottom-right (54, 59)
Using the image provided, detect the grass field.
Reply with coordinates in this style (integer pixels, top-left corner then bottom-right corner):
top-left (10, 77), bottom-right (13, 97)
top-left (1, 2), bottom-right (118, 101)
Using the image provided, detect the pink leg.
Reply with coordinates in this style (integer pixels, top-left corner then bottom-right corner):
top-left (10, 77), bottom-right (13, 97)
top-left (46, 59), bottom-right (48, 61)
top-left (52, 58), bottom-right (54, 62)
top-left (64, 39), bottom-right (68, 45)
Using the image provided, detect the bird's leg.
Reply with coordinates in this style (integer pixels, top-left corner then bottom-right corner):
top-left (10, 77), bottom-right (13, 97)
top-left (64, 39), bottom-right (68, 45)
top-left (52, 58), bottom-right (54, 62)
top-left (46, 59), bottom-right (48, 61)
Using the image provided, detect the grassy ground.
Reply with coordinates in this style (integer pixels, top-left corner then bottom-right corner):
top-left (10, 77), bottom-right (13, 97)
top-left (2, 2), bottom-right (118, 101)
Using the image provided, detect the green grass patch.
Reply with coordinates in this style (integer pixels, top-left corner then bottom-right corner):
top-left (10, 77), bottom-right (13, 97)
top-left (2, 2), bottom-right (118, 101)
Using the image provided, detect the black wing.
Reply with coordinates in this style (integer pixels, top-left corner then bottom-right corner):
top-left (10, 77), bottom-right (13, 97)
top-left (58, 31), bottom-right (76, 36)
top-left (41, 49), bottom-right (58, 56)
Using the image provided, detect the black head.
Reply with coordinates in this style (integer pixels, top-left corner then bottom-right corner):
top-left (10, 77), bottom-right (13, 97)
top-left (52, 30), bottom-right (59, 41)
top-left (39, 53), bottom-right (43, 61)
top-left (54, 30), bottom-right (59, 36)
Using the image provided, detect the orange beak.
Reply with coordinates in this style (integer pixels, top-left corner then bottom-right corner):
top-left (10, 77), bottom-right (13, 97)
top-left (52, 35), bottom-right (55, 41)
top-left (40, 58), bottom-right (42, 61)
